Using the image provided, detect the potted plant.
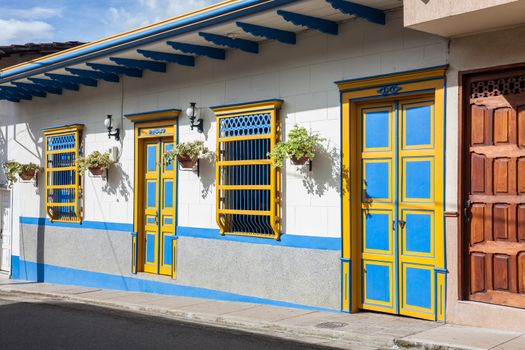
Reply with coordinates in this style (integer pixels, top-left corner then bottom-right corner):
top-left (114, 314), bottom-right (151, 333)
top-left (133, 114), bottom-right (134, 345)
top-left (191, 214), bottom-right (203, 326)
top-left (268, 125), bottom-right (324, 168)
top-left (2, 161), bottom-right (41, 187)
top-left (165, 140), bottom-right (209, 169)
top-left (77, 151), bottom-right (113, 176)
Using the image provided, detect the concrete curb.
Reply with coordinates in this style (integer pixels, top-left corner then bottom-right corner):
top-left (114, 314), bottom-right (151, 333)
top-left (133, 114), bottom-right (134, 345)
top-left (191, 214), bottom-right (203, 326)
top-left (0, 287), bottom-right (370, 349)
top-left (394, 338), bottom-right (478, 350)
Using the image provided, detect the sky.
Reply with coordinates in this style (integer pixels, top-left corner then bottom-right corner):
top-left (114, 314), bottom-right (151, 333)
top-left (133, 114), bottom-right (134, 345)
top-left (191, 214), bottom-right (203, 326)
top-left (0, 0), bottom-right (222, 45)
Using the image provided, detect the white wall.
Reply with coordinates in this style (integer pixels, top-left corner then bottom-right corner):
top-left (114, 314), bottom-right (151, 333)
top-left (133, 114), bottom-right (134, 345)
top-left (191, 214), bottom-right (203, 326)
top-left (3, 9), bottom-right (447, 244)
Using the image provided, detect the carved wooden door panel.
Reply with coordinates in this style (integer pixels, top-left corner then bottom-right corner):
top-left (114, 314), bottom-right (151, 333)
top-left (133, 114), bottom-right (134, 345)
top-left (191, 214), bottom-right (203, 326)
top-left (466, 75), bottom-right (525, 308)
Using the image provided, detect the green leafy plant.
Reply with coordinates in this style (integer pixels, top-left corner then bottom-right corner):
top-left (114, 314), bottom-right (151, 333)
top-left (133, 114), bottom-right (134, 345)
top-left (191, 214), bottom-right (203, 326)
top-left (164, 140), bottom-right (209, 166)
top-left (2, 161), bottom-right (41, 187)
top-left (77, 151), bottom-right (113, 175)
top-left (268, 125), bottom-right (324, 168)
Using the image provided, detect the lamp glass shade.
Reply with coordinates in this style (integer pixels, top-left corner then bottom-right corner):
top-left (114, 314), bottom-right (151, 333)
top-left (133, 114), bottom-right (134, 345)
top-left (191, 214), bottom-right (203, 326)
top-left (104, 116), bottom-right (112, 128)
top-left (186, 106), bottom-right (194, 118)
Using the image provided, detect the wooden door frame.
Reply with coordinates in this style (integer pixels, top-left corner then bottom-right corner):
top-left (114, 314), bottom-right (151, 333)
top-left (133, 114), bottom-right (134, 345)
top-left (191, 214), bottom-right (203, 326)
top-left (458, 62), bottom-right (525, 300)
top-left (337, 66), bottom-right (447, 320)
top-left (126, 109), bottom-right (180, 275)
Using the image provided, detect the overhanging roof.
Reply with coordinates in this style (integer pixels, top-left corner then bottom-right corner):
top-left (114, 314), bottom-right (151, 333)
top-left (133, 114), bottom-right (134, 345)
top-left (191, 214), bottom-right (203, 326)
top-left (0, 0), bottom-right (400, 103)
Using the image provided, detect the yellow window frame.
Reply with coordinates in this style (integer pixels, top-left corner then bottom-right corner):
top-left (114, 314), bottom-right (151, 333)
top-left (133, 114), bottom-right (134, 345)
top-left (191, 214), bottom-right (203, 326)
top-left (212, 100), bottom-right (282, 240)
top-left (43, 124), bottom-right (83, 223)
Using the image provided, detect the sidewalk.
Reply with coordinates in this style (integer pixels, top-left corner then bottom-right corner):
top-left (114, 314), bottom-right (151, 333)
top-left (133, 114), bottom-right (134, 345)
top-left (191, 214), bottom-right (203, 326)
top-left (0, 278), bottom-right (523, 350)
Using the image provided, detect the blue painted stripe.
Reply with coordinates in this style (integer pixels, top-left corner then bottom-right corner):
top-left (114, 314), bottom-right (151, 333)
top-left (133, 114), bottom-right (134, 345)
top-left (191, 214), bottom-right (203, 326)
top-left (19, 217), bottom-right (133, 232)
top-left (125, 109), bottom-right (181, 119)
top-left (10, 256), bottom-right (337, 313)
top-left (177, 226), bottom-right (340, 250)
top-left (19, 217), bottom-right (340, 250)
top-left (210, 98), bottom-right (284, 111)
top-left (334, 65), bottom-right (448, 85)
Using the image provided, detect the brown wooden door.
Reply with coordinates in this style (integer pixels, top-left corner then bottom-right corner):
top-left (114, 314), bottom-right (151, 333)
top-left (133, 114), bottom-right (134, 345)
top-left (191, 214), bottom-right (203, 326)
top-left (465, 75), bottom-right (525, 308)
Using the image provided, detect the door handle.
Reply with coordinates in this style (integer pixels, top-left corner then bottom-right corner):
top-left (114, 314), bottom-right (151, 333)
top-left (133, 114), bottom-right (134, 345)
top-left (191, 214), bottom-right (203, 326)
top-left (464, 199), bottom-right (471, 223)
top-left (398, 220), bottom-right (406, 229)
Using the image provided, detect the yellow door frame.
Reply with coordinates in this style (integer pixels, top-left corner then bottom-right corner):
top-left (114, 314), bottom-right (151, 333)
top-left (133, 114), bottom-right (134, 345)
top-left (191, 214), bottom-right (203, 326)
top-left (337, 66), bottom-right (447, 321)
top-left (127, 109), bottom-right (180, 277)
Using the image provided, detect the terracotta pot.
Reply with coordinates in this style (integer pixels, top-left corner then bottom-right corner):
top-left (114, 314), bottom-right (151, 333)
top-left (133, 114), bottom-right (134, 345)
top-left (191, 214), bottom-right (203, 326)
top-left (19, 169), bottom-right (36, 181)
top-left (178, 155), bottom-right (196, 169)
top-left (290, 155), bottom-right (309, 165)
top-left (88, 167), bottom-right (106, 176)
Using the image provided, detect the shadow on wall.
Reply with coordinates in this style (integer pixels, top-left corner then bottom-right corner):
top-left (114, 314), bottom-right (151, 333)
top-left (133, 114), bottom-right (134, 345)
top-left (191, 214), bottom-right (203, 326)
top-left (297, 142), bottom-right (347, 197)
top-left (102, 163), bottom-right (132, 202)
top-left (199, 152), bottom-right (215, 199)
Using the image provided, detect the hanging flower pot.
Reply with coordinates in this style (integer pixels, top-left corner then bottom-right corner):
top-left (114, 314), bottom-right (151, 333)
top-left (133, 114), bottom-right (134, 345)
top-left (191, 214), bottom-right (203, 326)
top-left (164, 140), bottom-right (209, 171)
top-left (290, 155), bottom-right (309, 165)
top-left (77, 151), bottom-right (114, 177)
top-left (88, 166), bottom-right (106, 176)
top-left (177, 155), bottom-right (196, 169)
top-left (19, 168), bottom-right (36, 181)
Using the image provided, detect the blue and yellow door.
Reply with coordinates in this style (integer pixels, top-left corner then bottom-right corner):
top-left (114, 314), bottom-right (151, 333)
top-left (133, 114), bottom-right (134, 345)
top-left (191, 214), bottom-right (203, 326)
top-left (357, 95), bottom-right (443, 321)
top-left (142, 138), bottom-right (175, 275)
top-left (130, 114), bottom-right (179, 277)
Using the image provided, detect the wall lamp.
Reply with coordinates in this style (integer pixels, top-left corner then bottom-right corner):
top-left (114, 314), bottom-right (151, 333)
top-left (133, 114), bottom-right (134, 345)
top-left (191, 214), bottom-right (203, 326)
top-left (186, 102), bottom-right (203, 133)
top-left (104, 115), bottom-right (120, 141)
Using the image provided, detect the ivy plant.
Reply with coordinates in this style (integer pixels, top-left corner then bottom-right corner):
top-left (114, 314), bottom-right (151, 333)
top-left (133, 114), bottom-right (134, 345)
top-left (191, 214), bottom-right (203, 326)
top-left (77, 151), bottom-right (113, 174)
top-left (164, 140), bottom-right (209, 165)
top-left (268, 125), bottom-right (324, 168)
top-left (2, 161), bottom-right (41, 188)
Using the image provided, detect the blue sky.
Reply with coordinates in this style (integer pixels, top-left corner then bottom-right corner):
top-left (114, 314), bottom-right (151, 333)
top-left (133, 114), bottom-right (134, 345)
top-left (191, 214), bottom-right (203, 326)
top-left (0, 0), bottom-right (222, 45)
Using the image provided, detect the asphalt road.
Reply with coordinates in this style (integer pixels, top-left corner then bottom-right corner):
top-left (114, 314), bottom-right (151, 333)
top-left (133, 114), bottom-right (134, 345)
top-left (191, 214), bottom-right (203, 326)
top-left (0, 293), bottom-right (335, 350)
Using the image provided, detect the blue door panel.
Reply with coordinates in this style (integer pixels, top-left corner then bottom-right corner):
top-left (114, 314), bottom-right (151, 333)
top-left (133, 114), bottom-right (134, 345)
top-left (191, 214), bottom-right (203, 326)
top-left (405, 213), bottom-right (431, 253)
top-left (364, 162), bottom-right (389, 199)
top-left (146, 233), bottom-right (155, 263)
top-left (405, 105), bottom-right (431, 146)
top-left (365, 212), bottom-right (390, 251)
top-left (405, 160), bottom-right (431, 199)
top-left (365, 110), bottom-right (389, 149)
top-left (405, 267), bottom-right (431, 309)
top-left (364, 263), bottom-right (391, 303)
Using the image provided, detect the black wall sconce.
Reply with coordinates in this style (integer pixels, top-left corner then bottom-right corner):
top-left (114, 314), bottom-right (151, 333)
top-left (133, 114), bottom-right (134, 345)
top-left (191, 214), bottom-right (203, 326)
top-left (104, 114), bottom-right (120, 141)
top-left (186, 102), bottom-right (203, 133)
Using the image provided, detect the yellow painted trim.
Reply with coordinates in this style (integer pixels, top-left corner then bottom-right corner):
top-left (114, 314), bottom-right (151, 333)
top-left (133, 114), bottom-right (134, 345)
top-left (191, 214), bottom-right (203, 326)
top-left (211, 100), bottom-right (283, 115)
top-left (340, 66), bottom-right (447, 319)
top-left (126, 109), bottom-right (181, 123)
top-left (336, 67), bottom-right (447, 92)
top-left (133, 118), bottom-right (178, 275)
top-left (214, 100), bottom-right (281, 239)
top-left (43, 125), bottom-right (83, 223)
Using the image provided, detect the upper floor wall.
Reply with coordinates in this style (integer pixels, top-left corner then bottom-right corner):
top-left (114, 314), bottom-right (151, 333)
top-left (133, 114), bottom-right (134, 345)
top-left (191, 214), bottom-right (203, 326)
top-left (404, 0), bottom-right (525, 37)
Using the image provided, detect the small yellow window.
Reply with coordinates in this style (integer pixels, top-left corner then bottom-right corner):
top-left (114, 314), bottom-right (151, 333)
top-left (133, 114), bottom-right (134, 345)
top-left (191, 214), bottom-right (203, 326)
top-left (43, 124), bottom-right (83, 223)
top-left (212, 100), bottom-right (282, 240)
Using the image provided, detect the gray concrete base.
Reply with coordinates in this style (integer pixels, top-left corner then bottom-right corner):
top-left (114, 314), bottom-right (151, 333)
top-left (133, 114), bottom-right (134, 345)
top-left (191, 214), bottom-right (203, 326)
top-left (18, 224), bottom-right (340, 309)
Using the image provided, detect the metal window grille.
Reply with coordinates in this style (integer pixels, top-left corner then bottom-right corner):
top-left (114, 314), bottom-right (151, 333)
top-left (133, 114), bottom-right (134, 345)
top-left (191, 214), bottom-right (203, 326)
top-left (214, 101), bottom-right (281, 239)
top-left (43, 125), bottom-right (83, 223)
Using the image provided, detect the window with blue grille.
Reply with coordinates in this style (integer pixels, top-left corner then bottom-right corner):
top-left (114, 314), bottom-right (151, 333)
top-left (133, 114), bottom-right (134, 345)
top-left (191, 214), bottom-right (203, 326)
top-left (212, 100), bottom-right (282, 239)
top-left (43, 125), bottom-right (83, 223)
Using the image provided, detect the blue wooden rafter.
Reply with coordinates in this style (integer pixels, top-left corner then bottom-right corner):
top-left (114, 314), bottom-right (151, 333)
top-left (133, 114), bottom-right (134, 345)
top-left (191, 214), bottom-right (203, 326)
top-left (276, 10), bottom-right (338, 35)
top-left (137, 49), bottom-right (195, 67)
top-left (325, 0), bottom-right (385, 25)
top-left (13, 81), bottom-right (62, 95)
top-left (109, 57), bottom-right (166, 73)
top-left (0, 86), bottom-right (32, 100)
top-left (0, 90), bottom-right (19, 102)
top-left (198, 32), bottom-right (259, 54)
top-left (166, 41), bottom-right (225, 60)
top-left (86, 63), bottom-right (143, 78)
top-left (65, 68), bottom-right (119, 83)
top-left (11, 82), bottom-right (49, 97)
top-left (236, 22), bottom-right (296, 45)
top-left (28, 77), bottom-right (79, 91)
top-left (45, 73), bottom-right (98, 87)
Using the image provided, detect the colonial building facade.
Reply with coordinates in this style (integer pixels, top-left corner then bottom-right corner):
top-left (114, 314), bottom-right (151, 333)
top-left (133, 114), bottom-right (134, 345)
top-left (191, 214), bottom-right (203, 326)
top-left (0, 0), bottom-right (524, 331)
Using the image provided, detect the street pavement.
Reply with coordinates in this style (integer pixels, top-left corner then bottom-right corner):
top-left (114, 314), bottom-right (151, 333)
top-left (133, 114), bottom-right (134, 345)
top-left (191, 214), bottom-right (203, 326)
top-left (1, 279), bottom-right (524, 350)
top-left (0, 292), bottom-right (334, 350)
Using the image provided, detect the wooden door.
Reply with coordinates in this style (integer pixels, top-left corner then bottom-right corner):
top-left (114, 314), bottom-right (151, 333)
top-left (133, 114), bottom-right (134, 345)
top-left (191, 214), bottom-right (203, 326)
top-left (465, 79), bottom-right (525, 308)
top-left (142, 138), bottom-right (175, 275)
top-left (357, 96), bottom-right (442, 320)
